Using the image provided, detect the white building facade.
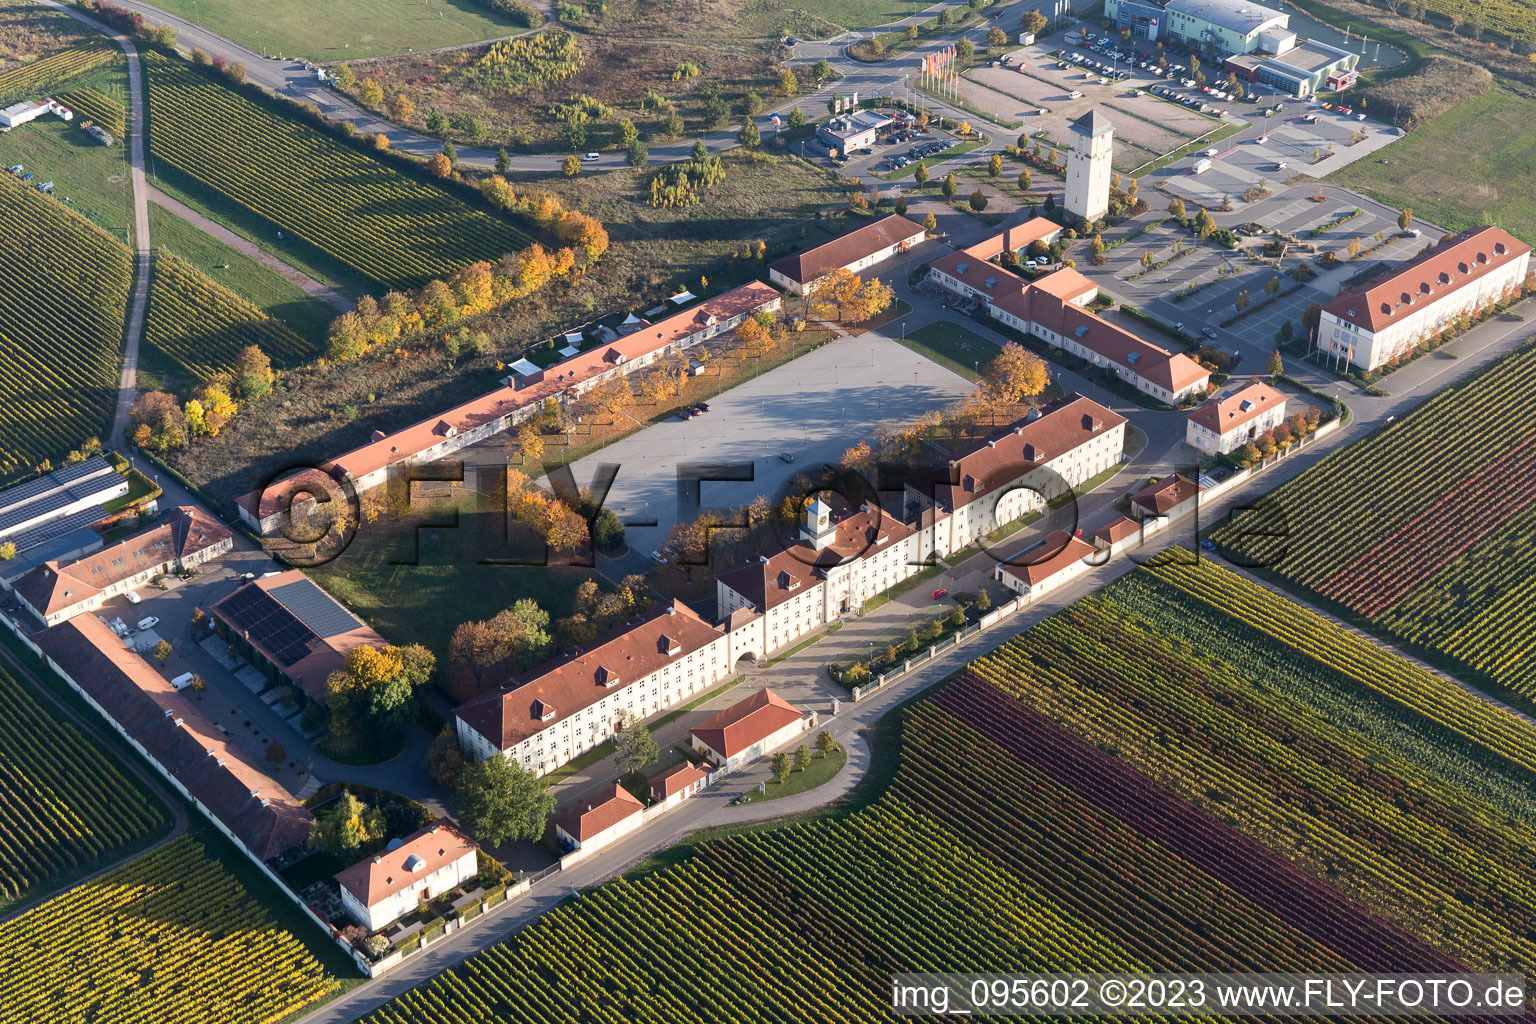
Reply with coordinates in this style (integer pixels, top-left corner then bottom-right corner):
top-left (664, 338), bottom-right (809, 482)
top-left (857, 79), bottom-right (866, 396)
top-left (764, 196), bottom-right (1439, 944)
top-left (1065, 110), bottom-right (1114, 225)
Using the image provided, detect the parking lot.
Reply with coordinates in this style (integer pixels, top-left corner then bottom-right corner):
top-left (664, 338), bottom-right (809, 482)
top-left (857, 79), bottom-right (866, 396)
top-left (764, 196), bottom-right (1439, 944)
top-left (545, 327), bottom-right (975, 560)
top-left (870, 131), bottom-right (960, 175)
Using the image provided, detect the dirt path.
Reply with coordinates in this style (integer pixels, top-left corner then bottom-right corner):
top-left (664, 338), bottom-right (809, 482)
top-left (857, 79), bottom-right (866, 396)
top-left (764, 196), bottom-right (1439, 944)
top-left (146, 185), bottom-right (353, 312)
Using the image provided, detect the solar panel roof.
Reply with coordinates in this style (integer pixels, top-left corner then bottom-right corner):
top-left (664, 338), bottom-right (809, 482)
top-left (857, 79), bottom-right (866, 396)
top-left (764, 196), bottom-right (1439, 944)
top-left (5, 505), bottom-right (109, 554)
top-left (214, 585), bottom-right (320, 668)
top-left (267, 578), bottom-right (365, 639)
top-left (0, 457), bottom-right (120, 535)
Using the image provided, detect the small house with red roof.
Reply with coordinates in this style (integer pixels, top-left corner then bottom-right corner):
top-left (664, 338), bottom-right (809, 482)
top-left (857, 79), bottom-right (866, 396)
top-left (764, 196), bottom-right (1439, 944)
top-left (1186, 381), bottom-right (1288, 455)
top-left (553, 785), bottom-right (645, 855)
top-left (649, 760), bottom-right (715, 810)
top-left (335, 820), bottom-right (479, 931)
top-left (993, 530), bottom-right (1098, 599)
top-left (690, 688), bottom-right (806, 770)
top-left (1130, 474), bottom-right (1202, 522)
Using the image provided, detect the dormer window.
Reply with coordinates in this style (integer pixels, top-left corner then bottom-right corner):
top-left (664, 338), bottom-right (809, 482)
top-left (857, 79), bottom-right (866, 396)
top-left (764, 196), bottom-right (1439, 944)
top-left (658, 634), bottom-right (682, 656)
top-left (595, 666), bottom-right (620, 688)
top-left (532, 699), bottom-right (556, 722)
top-left (955, 262), bottom-right (969, 274)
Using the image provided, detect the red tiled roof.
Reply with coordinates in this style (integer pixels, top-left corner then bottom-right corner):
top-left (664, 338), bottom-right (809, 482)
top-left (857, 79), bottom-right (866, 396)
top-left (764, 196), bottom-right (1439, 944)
top-left (649, 760), bottom-right (713, 799)
top-left (1093, 515), bottom-right (1141, 545)
top-left (1323, 226), bottom-right (1530, 333)
top-left (1028, 266), bottom-right (1098, 301)
top-left (334, 819), bottom-right (477, 907)
top-left (906, 396), bottom-right (1125, 513)
top-left (691, 687), bottom-right (803, 759)
top-left (36, 616), bottom-right (313, 861)
top-left (768, 214), bottom-right (925, 286)
top-left (1132, 473), bottom-right (1200, 516)
top-left (455, 600), bottom-right (724, 751)
top-left (552, 785), bottom-right (643, 842)
top-left (14, 506), bottom-right (230, 619)
top-left (237, 283), bottom-right (780, 506)
top-left (998, 530), bottom-right (1096, 586)
top-left (1187, 381), bottom-right (1286, 436)
top-left (716, 502), bottom-right (913, 611)
top-left (1028, 291), bottom-right (1209, 393)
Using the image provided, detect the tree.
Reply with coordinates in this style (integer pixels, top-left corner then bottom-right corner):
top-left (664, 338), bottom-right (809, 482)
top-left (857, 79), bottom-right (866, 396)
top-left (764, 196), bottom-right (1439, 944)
top-left (227, 62), bottom-right (245, 84)
top-left (359, 77), bottom-right (384, 106)
top-left (232, 344), bottom-right (274, 399)
top-left (1091, 233), bottom-right (1105, 257)
top-left (968, 189), bottom-right (988, 212)
top-left (618, 118), bottom-right (639, 148)
top-left (742, 92), bottom-right (764, 117)
top-left (988, 152), bottom-right (1002, 177)
top-left (1016, 168), bottom-right (1031, 193)
top-left (428, 151), bottom-right (452, 178)
top-left (495, 147), bottom-right (510, 173)
top-left (895, 195), bottom-right (908, 215)
top-left (1347, 237), bottom-right (1362, 257)
top-left (614, 714), bottom-right (660, 774)
top-left (691, 139), bottom-right (709, 161)
top-left (454, 755), bottom-right (554, 846)
top-left (1023, 9), bottom-right (1048, 34)
top-left (787, 105), bottom-right (806, 128)
top-left (778, 67), bottom-right (798, 95)
top-left (981, 342), bottom-right (1049, 408)
top-left (562, 153), bottom-right (581, 176)
top-left (152, 640), bottom-right (172, 664)
top-left (332, 63), bottom-right (355, 90)
top-left (662, 110), bottom-right (684, 138)
top-left (793, 745), bottom-right (811, 772)
top-left (812, 59), bottom-right (833, 83)
top-left (372, 132), bottom-right (390, 151)
top-left (941, 172), bottom-right (958, 199)
top-left (1301, 301), bottom-right (1322, 335)
top-left (191, 46), bottom-right (211, 66)
top-left (975, 587), bottom-right (991, 611)
top-left (1398, 207), bottom-right (1413, 232)
top-left (307, 791), bottom-right (383, 857)
top-left (1264, 275), bottom-right (1280, 297)
top-left (1168, 196), bottom-right (1186, 218)
top-left (426, 728), bottom-right (466, 789)
top-left (1266, 347), bottom-right (1285, 375)
top-left (387, 93), bottom-right (415, 121)
top-left (957, 37), bottom-right (974, 60)
top-left (922, 211), bottom-right (938, 234)
top-left (914, 161), bottom-right (930, 185)
top-left (0, 541), bottom-right (16, 561)
top-left (907, 23), bottom-right (918, 39)
top-left (265, 740), bottom-right (286, 764)
top-left (771, 751), bottom-right (792, 784)
top-left (738, 119), bottom-right (760, 147)
top-left (987, 25), bottom-right (1007, 46)
top-left (816, 729), bottom-right (837, 756)
top-left (627, 140), bottom-right (648, 167)
top-left (442, 139), bottom-right (457, 164)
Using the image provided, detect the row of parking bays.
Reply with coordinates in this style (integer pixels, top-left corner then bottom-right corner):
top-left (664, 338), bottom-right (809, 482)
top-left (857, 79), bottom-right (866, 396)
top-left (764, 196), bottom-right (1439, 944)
top-left (876, 136), bottom-right (957, 172)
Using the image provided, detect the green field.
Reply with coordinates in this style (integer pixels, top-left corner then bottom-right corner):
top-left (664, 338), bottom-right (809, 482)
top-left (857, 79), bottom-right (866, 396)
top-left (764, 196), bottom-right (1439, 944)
top-left (791, 0), bottom-right (928, 30)
top-left (1330, 83), bottom-right (1536, 243)
top-left (894, 320), bottom-right (997, 381)
top-left (143, 0), bottom-right (523, 61)
top-left (0, 59), bottom-right (132, 240)
top-left (146, 203), bottom-right (338, 343)
top-left (0, 174), bottom-right (129, 480)
top-left (144, 54), bottom-right (534, 291)
top-left (0, 662), bottom-right (168, 909)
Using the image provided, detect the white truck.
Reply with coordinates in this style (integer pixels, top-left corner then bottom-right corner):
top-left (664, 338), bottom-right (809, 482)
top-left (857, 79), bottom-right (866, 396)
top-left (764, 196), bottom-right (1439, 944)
top-left (1192, 157), bottom-right (1213, 174)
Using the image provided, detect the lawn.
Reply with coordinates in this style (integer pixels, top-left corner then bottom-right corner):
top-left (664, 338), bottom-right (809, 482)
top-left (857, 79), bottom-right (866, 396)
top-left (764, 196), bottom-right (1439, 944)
top-left (144, 0), bottom-right (525, 61)
top-left (737, 743), bottom-right (846, 802)
top-left (0, 59), bottom-right (132, 239)
top-left (894, 320), bottom-right (998, 381)
top-left (147, 203), bottom-right (338, 345)
top-left (1329, 82), bottom-right (1536, 243)
top-left (789, 0), bottom-right (928, 30)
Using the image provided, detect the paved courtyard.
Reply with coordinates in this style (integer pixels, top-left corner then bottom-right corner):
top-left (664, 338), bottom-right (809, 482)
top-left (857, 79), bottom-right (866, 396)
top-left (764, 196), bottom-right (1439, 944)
top-left (553, 328), bottom-right (975, 558)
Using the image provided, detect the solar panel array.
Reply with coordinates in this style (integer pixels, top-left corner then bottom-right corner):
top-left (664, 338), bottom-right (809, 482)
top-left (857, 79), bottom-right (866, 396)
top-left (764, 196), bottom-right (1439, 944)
top-left (0, 456), bottom-right (118, 537)
top-left (213, 585), bottom-right (320, 668)
top-left (6, 505), bottom-right (111, 554)
top-left (267, 578), bottom-right (365, 638)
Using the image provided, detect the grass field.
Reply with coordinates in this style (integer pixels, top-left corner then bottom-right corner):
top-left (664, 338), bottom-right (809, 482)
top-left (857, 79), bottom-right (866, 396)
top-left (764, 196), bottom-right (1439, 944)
top-left (0, 59), bottom-right (132, 240)
top-left (894, 320), bottom-right (997, 381)
top-left (791, 0), bottom-right (927, 29)
top-left (1329, 83), bottom-right (1536, 243)
top-left (144, 0), bottom-right (524, 61)
top-left (146, 203), bottom-right (337, 344)
top-left (0, 662), bottom-right (168, 910)
top-left (0, 174), bottom-right (129, 481)
top-left (738, 744), bottom-right (845, 803)
top-left (0, 835), bottom-right (339, 1024)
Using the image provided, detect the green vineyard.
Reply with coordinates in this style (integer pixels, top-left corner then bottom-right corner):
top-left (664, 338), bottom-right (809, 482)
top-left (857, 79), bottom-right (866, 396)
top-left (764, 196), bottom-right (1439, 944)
top-left (145, 248), bottom-right (320, 380)
top-left (57, 85), bottom-right (126, 137)
top-left (143, 54), bottom-right (534, 290)
top-left (0, 662), bottom-right (167, 908)
top-left (359, 557), bottom-right (1535, 1024)
top-left (0, 836), bottom-right (338, 1024)
top-left (1212, 341), bottom-right (1536, 702)
top-left (0, 43), bottom-right (114, 102)
top-left (0, 174), bottom-right (129, 480)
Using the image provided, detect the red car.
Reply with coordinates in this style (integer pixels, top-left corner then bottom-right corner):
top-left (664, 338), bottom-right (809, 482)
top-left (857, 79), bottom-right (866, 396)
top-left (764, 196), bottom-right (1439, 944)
top-left (931, 588), bottom-right (949, 600)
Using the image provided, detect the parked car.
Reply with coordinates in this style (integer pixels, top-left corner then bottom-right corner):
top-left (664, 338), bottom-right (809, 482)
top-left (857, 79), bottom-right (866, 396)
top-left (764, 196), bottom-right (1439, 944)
top-left (778, 452), bottom-right (795, 463)
top-left (650, 550), bottom-right (668, 563)
top-left (931, 588), bottom-right (949, 600)
top-left (137, 616), bottom-right (160, 631)
top-left (582, 152), bottom-right (600, 161)
top-left (1202, 327), bottom-right (1219, 339)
